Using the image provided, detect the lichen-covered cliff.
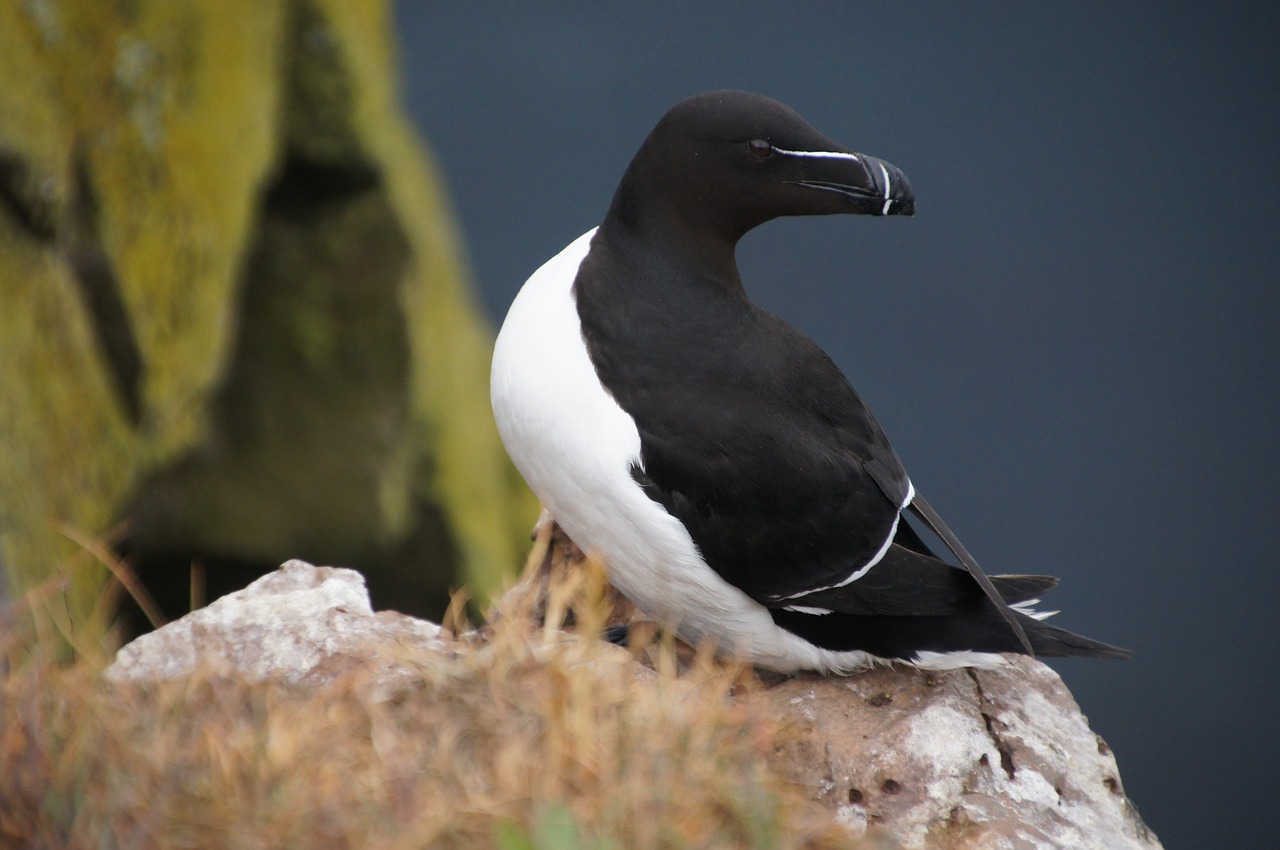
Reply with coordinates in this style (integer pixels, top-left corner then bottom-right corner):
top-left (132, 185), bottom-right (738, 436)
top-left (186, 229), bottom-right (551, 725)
top-left (0, 0), bottom-right (535, 636)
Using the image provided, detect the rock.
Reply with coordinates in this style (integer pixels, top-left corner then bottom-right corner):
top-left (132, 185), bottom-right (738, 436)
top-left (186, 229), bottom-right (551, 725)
top-left (499, 522), bottom-right (1161, 849)
top-left (106, 559), bottom-right (454, 699)
top-left (109, 559), bottom-right (1161, 849)
top-left (759, 661), bottom-right (1160, 850)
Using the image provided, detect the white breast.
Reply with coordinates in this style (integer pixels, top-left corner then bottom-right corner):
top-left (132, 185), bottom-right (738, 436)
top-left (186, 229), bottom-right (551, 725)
top-left (490, 229), bottom-right (999, 673)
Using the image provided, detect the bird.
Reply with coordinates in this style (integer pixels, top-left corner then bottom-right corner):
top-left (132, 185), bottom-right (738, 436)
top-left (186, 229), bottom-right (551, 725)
top-left (490, 90), bottom-right (1130, 673)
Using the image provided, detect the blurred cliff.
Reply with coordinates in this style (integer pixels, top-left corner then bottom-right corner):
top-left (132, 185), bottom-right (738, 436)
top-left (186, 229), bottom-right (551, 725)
top-left (0, 0), bottom-right (535, 641)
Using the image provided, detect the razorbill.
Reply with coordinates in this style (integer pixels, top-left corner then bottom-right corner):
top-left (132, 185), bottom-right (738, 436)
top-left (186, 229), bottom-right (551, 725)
top-left (491, 90), bottom-right (1130, 672)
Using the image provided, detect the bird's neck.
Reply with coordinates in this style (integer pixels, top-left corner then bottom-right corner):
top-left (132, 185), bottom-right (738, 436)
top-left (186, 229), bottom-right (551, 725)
top-left (597, 191), bottom-right (746, 295)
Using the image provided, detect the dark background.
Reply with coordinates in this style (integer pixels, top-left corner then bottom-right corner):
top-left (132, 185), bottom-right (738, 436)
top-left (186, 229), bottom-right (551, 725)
top-left (395, 4), bottom-right (1278, 847)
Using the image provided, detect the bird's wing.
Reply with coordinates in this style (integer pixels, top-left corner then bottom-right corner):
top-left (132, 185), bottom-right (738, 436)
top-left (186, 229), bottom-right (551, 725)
top-left (620, 309), bottom-right (918, 603)
top-left (629, 454), bottom-right (898, 602)
top-left (768, 541), bottom-right (1058, 617)
top-left (902, 492), bottom-right (1035, 653)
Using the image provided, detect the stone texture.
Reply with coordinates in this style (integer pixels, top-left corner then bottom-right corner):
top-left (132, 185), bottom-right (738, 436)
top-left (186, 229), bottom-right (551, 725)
top-left (486, 523), bottom-right (1158, 849)
top-left (107, 560), bottom-right (454, 698)
top-left (761, 662), bottom-right (1159, 850)
top-left (110, 559), bottom-right (1161, 850)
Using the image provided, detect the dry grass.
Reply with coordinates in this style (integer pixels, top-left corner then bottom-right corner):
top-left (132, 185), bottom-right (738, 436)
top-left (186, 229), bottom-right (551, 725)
top-left (0, 552), bottom-right (864, 849)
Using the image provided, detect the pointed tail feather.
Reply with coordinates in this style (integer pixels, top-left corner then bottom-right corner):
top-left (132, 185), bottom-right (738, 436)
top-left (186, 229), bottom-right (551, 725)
top-left (908, 493), bottom-right (1036, 656)
top-left (991, 574), bottom-right (1059, 604)
top-left (1024, 616), bottom-right (1133, 660)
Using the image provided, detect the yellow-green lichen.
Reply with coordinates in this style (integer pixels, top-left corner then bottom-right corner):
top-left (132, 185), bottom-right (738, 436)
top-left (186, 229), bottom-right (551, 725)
top-left (0, 0), bottom-right (536, 635)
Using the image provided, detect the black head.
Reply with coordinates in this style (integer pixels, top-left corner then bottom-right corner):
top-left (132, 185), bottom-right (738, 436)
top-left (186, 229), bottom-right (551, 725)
top-left (606, 90), bottom-right (914, 251)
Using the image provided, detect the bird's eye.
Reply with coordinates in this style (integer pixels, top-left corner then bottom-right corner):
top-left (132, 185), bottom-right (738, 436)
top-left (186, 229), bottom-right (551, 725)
top-left (747, 139), bottom-right (774, 159)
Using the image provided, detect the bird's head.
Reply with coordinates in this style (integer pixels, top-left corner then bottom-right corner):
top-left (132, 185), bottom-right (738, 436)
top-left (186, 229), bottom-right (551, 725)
top-left (609, 90), bottom-right (914, 246)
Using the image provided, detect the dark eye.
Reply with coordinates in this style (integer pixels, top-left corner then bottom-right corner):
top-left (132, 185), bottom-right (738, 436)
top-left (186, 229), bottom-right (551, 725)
top-left (747, 139), bottom-right (774, 159)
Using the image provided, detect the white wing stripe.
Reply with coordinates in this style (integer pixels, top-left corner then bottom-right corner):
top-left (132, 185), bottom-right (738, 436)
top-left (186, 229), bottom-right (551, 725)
top-left (776, 510), bottom-right (900, 601)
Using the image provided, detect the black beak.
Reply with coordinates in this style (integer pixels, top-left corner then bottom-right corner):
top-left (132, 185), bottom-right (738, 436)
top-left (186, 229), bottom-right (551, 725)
top-left (860, 154), bottom-right (915, 217)
top-left (786, 152), bottom-right (915, 217)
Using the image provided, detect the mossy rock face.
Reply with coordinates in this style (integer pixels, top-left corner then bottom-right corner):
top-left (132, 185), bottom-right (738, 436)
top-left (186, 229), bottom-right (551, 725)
top-left (0, 0), bottom-right (536, 633)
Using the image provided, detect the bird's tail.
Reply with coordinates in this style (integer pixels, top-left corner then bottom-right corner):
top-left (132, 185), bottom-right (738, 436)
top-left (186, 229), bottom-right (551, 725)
top-left (1022, 616), bottom-right (1133, 660)
top-left (990, 573), bottom-right (1058, 603)
top-left (991, 572), bottom-right (1131, 659)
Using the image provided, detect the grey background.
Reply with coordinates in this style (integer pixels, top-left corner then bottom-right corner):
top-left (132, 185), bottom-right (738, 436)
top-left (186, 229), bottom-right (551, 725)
top-left (395, 4), bottom-right (1278, 847)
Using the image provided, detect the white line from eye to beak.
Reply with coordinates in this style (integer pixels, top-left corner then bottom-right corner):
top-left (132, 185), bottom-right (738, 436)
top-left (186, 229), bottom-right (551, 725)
top-left (879, 162), bottom-right (893, 214)
top-left (773, 148), bottom-right (863, 164)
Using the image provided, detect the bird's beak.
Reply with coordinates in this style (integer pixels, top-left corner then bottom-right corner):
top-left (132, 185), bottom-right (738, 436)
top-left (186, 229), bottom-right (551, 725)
top-left (785, 152), bottom-right (915, 217)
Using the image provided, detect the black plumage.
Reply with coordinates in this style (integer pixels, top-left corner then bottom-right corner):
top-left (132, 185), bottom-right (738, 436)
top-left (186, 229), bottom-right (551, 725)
top-left (502, 90), bottom-right (1129, 665)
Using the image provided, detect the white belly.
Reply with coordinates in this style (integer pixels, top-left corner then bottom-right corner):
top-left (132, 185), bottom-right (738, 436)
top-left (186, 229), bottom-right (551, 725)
top-left (489, 229), bottom-right (1000, 673)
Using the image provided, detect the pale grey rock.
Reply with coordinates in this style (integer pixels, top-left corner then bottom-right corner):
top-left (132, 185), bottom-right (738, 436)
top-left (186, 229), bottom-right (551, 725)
top-left (512, 527), bottom-right (1161, 849)
top-left (759, 657), bottom-right (1161, 850)
top-left (109, 557), bottom-right (1161, 849)
top-left (106, 559), bottom-right (453, 698)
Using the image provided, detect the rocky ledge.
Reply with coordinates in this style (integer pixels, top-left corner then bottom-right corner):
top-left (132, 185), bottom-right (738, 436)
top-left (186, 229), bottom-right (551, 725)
top-left (108, 561), bottom-right (1161, 850)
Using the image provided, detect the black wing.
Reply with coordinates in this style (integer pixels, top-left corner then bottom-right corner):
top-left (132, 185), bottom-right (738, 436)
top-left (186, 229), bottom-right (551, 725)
top-left (776, 540), bottom-right (1058, 617)
top-left (578, 259), bottom-right (910, 601)
top-left (762, 533), bottom-right (1129, 661)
